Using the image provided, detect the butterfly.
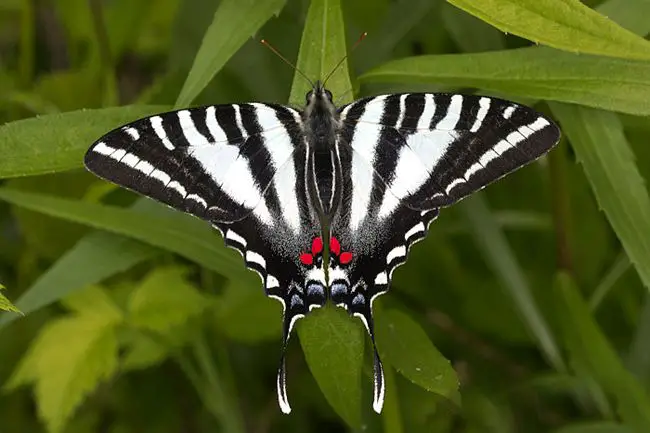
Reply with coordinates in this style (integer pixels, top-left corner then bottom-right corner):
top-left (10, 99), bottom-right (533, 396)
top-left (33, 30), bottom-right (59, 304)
top-left (84, 80), bottom-right (560, 414)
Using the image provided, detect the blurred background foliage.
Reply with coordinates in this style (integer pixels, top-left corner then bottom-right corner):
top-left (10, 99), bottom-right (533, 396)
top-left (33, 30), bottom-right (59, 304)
top-left (1, 0), bottom-right (650, 432)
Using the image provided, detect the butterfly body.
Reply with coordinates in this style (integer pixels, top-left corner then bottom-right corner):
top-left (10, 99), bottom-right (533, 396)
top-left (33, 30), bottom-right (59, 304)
top-left (85, 83), bottom-right (560, 414)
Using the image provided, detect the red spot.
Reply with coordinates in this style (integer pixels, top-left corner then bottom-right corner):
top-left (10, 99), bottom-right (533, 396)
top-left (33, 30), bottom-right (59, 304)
top-left (330, 237), bottom-right (341, 256)
top-left (339, 251), bottom-right (353, 265)
top-left (312, 237), bottom-right (323, 255)
top-left (300, 253), bottom-right (313, 266)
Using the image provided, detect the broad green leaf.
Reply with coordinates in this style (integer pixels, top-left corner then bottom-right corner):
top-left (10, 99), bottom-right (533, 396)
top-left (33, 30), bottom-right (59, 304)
top-left (375, 309), bottom-right (458, 397)
top-left (0, 105), bottom-right (167, 179)
top-left (360, 47), bottom-right (650, 116)
top-left (553, 272), bottom-right (650, 431)
top-left (446, 0), bottom-right (650, 60)
top-left (458, 195), bottom-right (565, 372)
top-left (549, 104), bottom-right (650, 293)
top-left (626, 294), bottom-right (650, 388)
top-left (175, 0), bottom-right (287, 107)
top-left (298, 307), bottom-right (364, 428)
top-left (553, 422), bottom-right (633, 433)
top-left (5, 314), bottom-right (120, 433)
top-left (0, 231), bottom-right (157, 329)
top-left (288, 0), bottom-right (353, 106)
top-left (128, 267), bottom-right (206, 332)
top-left (441, 2), bottom-right (505, 53)
top-left (0, 188), bottom-right (248, 281)
top-left (0, 284), bottom-right (20, 313)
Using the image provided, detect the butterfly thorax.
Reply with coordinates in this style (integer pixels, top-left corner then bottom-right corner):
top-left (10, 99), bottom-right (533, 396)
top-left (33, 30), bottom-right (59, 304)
top-left (302, 82), bottom-right (342, 219)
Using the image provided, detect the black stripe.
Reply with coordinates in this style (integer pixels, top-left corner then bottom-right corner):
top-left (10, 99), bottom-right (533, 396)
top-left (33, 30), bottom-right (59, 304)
top-left (161, 113), bottom-right (192, 149)
top-left (190, 108), bottom-right (214, 145)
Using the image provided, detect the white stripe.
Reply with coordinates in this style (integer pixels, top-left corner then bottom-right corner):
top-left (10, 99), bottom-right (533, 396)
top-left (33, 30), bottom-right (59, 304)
top-left (121, 153), bottom-right (139, 168)
top-left (445, 178), bottom-right (465, 195)
top-left (395, 94), bottom-right (408, 129)
top-left (434, 94), bottom-right (463, 130)
top-left (178, 110), bottom-right (210, 147)
top-left (386, 245), bottom-right (406, 264)
top-left (373, 368), bottom-right (385, 414)
top-left (470, 97), bottom-right (490, 133)
top-left (133, 160), bottom-right (154, 176)
top-left (493, 139), bottom-right (513, 155)
top-left (226, 229), bottom-right (247, 247)
top-left (404, 222), bottom-right (425, 241)
top-left (353, 312), bottom-right (370, 334)
top-left (205, 106), bottom-right (228, 143)
top-left (416, 93), bottom-right (436, 130)
top-left (167, 180), bottom-right (186, 197)
top-left (503, 106), bottom-right (516, 119)
top-left (288, 313), bottom-right (304, 335)
top-left (111, 148), bottom-right (126, 161)
top-left (266, 274), bottom-right (280, 289)
top-left (252, 103), bottom-right (301, 233)
top-left (246, 250), bottom-right (266, 269)
top-left (186, 194), bottom-right (207, 208)
top-left (149, 169), bottom-right (171, 185)
top-left (349, 95), bottom-right (388, 231)
top-left (92, 141), bottom-right (115, 156)
top-left (150, 116), bottom-right (175, 150)
top-left (123, 127), bottom-right (140, 140)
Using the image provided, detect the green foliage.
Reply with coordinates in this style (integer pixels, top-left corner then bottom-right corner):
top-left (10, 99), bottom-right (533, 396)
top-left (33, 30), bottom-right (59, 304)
top-left (0, 284), bottom-right (20, 313)
top-left (0, 0), bottom-right (649, 432)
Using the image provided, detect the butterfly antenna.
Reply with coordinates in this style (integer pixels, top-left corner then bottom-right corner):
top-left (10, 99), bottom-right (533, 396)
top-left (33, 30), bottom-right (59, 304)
top-left (322, 32), bottom-right (367, 87)
top-left (261, 39), bottom-right (315, 88)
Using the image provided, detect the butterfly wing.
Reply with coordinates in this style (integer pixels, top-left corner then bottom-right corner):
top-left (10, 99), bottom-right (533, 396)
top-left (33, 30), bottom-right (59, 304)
top-left (330, 93), bottom-right (560, 412)
top-left (85, 103), bottom-right (326, 413)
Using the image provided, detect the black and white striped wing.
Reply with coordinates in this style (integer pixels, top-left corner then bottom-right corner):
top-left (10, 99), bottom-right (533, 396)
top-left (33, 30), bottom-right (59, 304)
top-left (329, 93), bottom-right (560, 412)
top-left (84, 103), bottom-right (327, 414)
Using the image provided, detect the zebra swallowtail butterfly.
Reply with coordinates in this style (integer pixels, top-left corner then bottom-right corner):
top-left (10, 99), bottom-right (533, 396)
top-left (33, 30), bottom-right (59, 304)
top-left (85, 82), bottom-right (560, 414)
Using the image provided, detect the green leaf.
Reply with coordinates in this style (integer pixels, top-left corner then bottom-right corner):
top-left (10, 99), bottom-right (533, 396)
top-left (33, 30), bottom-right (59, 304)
top-left (288, 0), bottom-right (353, 106)
top-left (458, 195), bottom-right (566, 372)
top-left (0, 188), bottom-right (248, 281)
top-left (297, 307), bottom-right (364, 428)
top-left (0, 230), bottom-right (157, 329)
top-left (376, 309), bottom-right (458, 397)
top-left (175, 0), bottom-right (287, 107)
top-left (128, 267), bottom-right (206, 332)
top-left (596, 0), bottom-right (650, 36)
top-left (0, 105), bottom-right (168, 179)
top-left (0, 284), bottom-right (20, 314)
top-left (380, 365), bottom-right (404, 433)
top-left (549, 104), bottom-right (650, 293)
top-left (446, 0), bottom-right (650, 60)
top-left (61, 285), bottom-right (123, 321)
top-left (5, 313), bottom-right (120, 433)
top-left (553, 272), bottom-right (650, 431)
top-left (360, 47), bottom-right (650, 116)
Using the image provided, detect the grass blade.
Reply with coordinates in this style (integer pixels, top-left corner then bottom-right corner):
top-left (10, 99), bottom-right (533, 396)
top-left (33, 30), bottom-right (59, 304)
top-left (175, 0), bottom-right (287, 107)
top-left (447, 0), bottom-right (650, 60)
top-left (360, 47), bottom-right (650, 116)
top-left (549, 104), bottom-right (650, 293)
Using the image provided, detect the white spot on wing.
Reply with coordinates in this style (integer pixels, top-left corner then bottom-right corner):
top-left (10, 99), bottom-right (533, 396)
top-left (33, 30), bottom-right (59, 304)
top-left (246, 251), bottom-right (267, 271)
top-left (123, 127), bottom-right (139, 140)
top-left (92, 141), bottom-right (116, 156)
top-left (434, 94), bottom-right (463, 130)
top-left (503, 105), bottom-right (516, 119)
top-left (266, 274), bottom-right (280, 289)
top-left (178, 110), bottom-right (210, 147)
top-left (404, 222), bottom-right (425, 241)
top-left (150, 116), bottom-right (175, 150)
top-left (386, 245), bottom-right (406, 264)
top-left (349, 95), bottom-right (389, 231)
top-left (167, 181), bottom-right (187, 197)
top-left (470, 97), bottom-right (490, 132)
top-left (186, 194), bottom-right (207, 208)
top-left (375, 271), bottom-right (388, 285)
top-left (226, 229), bottom-right (247, 247)
top-left (133, 160), bottom-right (154, 176)
top-left (121, 153), bottom-right (139, 168)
